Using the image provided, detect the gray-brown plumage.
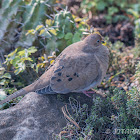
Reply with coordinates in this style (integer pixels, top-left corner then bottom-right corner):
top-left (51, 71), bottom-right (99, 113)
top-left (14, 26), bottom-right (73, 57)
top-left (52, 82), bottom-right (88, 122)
top-left (0, 33), bottom-right (109, 105)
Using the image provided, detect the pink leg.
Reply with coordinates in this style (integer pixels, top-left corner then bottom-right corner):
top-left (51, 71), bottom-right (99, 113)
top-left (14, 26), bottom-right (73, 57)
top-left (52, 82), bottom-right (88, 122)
top-left (82, 90), bottom-right (96, 97)
top-left (84, 91), bottom-right (96, 94)
top-left (82, 91), bottom-right (91, 97)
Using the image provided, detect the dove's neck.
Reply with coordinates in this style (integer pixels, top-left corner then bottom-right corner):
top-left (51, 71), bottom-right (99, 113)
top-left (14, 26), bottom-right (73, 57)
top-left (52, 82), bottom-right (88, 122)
top-left (95, 45), bottom-right (109, 75)
top-left (82, 42), bottom-right (98, 53)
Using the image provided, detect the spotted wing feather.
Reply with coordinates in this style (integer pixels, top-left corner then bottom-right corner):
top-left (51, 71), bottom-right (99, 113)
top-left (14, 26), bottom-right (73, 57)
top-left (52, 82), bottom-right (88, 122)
top-left (50, 53), bottom-right (101, 93)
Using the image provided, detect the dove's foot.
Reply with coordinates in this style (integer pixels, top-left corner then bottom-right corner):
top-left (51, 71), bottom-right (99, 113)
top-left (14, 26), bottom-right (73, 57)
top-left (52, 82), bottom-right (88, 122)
top-left (82, 90), bottom-right (96, 97)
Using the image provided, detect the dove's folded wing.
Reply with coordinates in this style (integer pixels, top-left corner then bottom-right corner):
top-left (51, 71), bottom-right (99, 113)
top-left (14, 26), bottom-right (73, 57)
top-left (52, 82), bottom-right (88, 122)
top-left (49, 53), bottom-right (102, 93)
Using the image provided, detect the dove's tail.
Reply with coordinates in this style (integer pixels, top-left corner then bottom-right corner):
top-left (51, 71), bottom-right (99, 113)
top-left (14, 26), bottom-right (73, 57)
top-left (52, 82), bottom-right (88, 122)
top-left (0, 83), bottom-right (36, 105)
top-left (0, 89), bottom-right (27, 105)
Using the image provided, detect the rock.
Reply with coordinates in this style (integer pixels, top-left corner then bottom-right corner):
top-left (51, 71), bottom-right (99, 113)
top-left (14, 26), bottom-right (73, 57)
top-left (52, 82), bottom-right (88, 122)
top-left (0, 92), bottom-right (67, 140)
top-left (0, 91), bottom-right (97, 140)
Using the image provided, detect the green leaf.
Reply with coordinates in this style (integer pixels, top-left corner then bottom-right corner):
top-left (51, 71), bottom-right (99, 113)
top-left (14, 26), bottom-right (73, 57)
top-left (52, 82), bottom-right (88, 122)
top-left (57, 32), bottom-right (64, 39)
top-left (14, 69), bottom-right (21, 75)
top-left (12, 56), bottom-right (20, 67)
top-left (30, 63), bottom-right (35, 69)
top-left (0, 89), bottom-right (7, 100)
top-left (36, 65), bottom-right (39, 73)
top-left (27, 46), bottom-right (37, 54)
top-left (0, 89), bottom-right (7, 108)
top-left (14, 62), bottom-right (26, 75)
top-left (39, 30), bottom-right (52, 38)
top-left (18, 50), bottom-right (25, 56)
top-left (127, 9), bottom-right (139, 19)
top-left (87, 2), bottom-right (95, 9)
top-left (46, 19), bottom-right (53, 26)
top-left (39, 29), bottom-right (45, 35)
top-left (96, 1), bottom-right (107, 11)
top-left (25, 49), bottom-right (28, 58)
top-left (72, 32), bottom-right (81, 43)
top-left (64, 33), bottom-right (73, 39)
top-left (0, 67), bottom-right (5, 75)
top-left (35, 25), bottom-right (44, 31)
top-left (21, 57), bottom-right (33, 62)
top-left (49, 29), bottom-right (57, 35)
top-left (26, 29), bottom-right (36, 35)
top-left (108, 7), bottom-right (119, 16)
top-left (66, 40), bottom-right (72, 45)
top-left (105, 15), bottom-right (112, 24)
top-left (8, 48), bottom-right (18, 57)
top-left (0, 79), bottom-right (6, 85)
top-left (2, 73), bottom-right (11, 79)
top-left (17, 47), bottom-right (37, 57)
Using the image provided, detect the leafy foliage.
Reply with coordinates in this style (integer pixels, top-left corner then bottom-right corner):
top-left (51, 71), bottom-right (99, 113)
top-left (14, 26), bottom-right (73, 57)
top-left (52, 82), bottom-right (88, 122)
top-left (5, 46), bottom-right (37, 75)
top-left (26, 9), bottom-right (89, 54)
top-left (81, 0), bottom-right (139, 23)
top-left (128, 4), bottom-right (140, 39)
top-left (55, 87), bottom-right (140, 140)
top-left (0, 0), bottom-right (56, 53)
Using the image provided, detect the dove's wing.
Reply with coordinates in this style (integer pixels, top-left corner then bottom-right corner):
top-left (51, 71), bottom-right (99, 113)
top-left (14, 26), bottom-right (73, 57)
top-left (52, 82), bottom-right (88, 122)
top-left (49, 51), bottom-right (102, 93)
top-left (33, 41), bottom-right (103, 94)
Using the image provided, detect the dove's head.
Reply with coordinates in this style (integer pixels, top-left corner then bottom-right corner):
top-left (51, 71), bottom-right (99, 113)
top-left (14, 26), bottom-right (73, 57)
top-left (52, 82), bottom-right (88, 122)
top-left (84, 33), bottom-right (103, 47)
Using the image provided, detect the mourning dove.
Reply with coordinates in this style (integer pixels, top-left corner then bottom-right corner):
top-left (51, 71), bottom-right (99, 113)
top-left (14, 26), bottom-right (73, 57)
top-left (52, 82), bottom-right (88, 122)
top-left (0, 33), bottom-right (109, 105)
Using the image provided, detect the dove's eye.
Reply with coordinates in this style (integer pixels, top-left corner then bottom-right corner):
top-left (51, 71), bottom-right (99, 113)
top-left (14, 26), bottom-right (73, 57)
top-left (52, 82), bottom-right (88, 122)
top-left (97, 40), bottom-right (100, 43)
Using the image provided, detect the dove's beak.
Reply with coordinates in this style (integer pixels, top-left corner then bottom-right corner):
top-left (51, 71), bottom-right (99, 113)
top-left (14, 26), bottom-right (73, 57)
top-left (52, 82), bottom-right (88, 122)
top-left (101, 40), bottom-right (110, 48)
top-left (101, 40), bottom-right (105, 43)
